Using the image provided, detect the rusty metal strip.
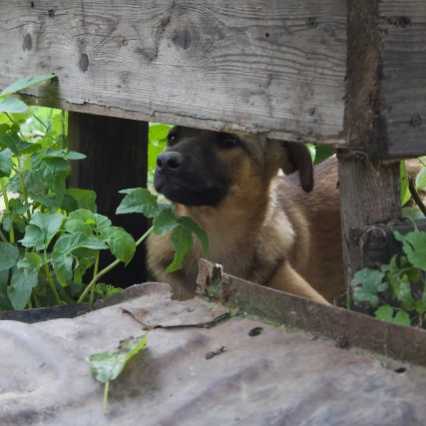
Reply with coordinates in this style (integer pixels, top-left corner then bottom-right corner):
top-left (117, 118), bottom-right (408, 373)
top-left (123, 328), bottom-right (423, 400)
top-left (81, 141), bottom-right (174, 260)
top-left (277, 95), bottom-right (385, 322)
top-left (197, 259), bottom-right (426, 367)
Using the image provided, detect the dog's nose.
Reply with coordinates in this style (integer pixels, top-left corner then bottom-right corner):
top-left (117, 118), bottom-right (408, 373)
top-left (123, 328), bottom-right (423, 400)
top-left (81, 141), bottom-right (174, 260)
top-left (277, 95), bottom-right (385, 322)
top-left (156, 151), bottom-right (183, 171)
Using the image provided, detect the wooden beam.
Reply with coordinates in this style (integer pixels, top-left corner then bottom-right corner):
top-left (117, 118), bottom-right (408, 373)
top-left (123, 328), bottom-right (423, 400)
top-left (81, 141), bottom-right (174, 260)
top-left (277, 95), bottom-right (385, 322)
top-left (337, 154), bottom-right (401, 299)
top-left (197, 259), bottom-right (426, 367)
top-left (344, 0), bottom-right (426, 159)
top-left (379, 1), bottom-right (426, 158)
top-left (68, 112), bottom-right (149, 286)
top-left (0, 0), bottom-right (347, 144)
top-left (340, 0), bottom-right (402, 298)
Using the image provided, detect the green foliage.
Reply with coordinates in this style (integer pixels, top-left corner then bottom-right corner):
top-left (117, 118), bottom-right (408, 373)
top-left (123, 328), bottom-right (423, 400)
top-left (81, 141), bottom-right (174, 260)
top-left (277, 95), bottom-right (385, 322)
top-left (401, 157), bottom-right (426, 213)
top-left (0, 76), bottom-right (136, 309)
top-left (352, 229), bottom-right (426, 328)
top-left (116, 188), bottom-right (208, 273)
top-left (88, 335), bottom-right (147, 410)
top-left (148, 123), bottom-right (171, 182)
top-left (0, 76), bottom-right (207, 311)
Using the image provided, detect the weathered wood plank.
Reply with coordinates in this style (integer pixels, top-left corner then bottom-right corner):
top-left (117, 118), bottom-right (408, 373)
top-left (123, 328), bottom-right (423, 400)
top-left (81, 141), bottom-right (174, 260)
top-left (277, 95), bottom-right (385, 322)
top-left (379, 1), bottom-right (426, 158)
top-left (0, 0), bottom-right (347, 143)
top-left (340, 0), bottom-right (402, 297)
top-left (337, 153), bottom-right (401, 299)
top-left (69, 112), bottom-right (149, 286)
top-left (197, 259), bottom-right (426, 367)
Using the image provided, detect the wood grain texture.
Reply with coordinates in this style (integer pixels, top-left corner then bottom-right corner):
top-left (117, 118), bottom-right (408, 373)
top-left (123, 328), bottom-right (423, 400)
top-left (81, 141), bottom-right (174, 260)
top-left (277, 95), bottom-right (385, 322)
top-left (198, 259), bottom-right (426, 367)
top-left (337, 153), bottom-right (401, 294)
top-left (69, 112), bottom-right (149, 286)
top-left (379, 0), bottom-right (426, 157)
top-left (0, 0), bottom-right (347, 143)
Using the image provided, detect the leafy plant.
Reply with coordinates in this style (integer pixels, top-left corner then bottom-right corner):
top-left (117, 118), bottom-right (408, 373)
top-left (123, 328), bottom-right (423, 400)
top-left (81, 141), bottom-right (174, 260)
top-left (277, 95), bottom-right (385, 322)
top-left (401, 157), bottom-right (426, 218)
top-left (116, 188), bottom-right (208, 273)
top-left (351, 228), bottom-right (426, 328)
top-left (148, 123), bottom-right (171, 183)
top-left (88, 335), bottom-right (148, 411)
top-left (0, 76), bottom-right (207, 310)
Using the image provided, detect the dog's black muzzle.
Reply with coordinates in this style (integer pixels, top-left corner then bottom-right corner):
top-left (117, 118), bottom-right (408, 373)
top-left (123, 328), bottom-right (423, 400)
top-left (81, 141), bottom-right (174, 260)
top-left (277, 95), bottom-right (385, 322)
top-left (154, 148), bottom-right (229, 207)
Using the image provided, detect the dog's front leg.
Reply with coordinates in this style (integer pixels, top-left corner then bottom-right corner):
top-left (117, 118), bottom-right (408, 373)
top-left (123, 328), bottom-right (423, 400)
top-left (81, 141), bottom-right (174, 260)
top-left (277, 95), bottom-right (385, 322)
top-left (268, 262), bottom-right (329, 305)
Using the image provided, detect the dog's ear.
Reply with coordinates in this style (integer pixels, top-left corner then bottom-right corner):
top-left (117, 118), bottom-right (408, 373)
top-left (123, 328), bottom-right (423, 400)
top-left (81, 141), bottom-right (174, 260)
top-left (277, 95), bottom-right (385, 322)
top-left (279, 142), bottom-right (314, 192)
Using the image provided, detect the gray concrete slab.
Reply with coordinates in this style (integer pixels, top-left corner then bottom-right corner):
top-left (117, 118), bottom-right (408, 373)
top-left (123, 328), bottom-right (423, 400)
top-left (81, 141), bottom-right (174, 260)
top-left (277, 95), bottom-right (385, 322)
top-left (1, 283), bottom-right (426, 426)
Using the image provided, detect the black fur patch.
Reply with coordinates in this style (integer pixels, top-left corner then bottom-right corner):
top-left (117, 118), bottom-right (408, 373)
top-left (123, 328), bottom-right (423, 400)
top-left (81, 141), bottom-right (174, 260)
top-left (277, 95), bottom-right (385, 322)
top-left (154, 127), bottom-right (237, 206)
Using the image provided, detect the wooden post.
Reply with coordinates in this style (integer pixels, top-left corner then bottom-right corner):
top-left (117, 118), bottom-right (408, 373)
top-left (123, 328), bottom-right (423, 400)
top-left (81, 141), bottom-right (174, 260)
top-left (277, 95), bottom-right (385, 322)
top-left (68, 112), bottom-right (149, 286)
top-left (337, 155), bottom-right (401, 297)
top-left (339, 0), bottom-right (402, 300)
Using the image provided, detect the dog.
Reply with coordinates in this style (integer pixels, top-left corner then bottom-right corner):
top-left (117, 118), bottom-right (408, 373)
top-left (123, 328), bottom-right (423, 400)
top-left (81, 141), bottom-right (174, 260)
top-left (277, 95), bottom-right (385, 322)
top-left (147, 126), bottom-right (344, 304)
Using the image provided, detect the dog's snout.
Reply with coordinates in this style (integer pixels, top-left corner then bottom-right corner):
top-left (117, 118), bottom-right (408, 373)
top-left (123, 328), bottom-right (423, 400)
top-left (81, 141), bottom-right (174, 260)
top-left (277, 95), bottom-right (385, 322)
top-left (157, 151), bottom-right (183, 171)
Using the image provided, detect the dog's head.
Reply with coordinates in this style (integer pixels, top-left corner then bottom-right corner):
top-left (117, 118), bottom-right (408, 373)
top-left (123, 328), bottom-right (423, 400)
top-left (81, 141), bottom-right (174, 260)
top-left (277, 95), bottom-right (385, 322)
top-left (154, 126), bottom-right (313, 207)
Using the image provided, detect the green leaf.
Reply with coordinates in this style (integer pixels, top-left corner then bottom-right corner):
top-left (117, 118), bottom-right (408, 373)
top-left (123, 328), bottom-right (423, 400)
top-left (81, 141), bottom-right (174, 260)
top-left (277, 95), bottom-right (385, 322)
top-left (178, 216), bottom-right (209, 255)
top-left (0, 96), bottom-right (28, 113)
top-left (7, 266), bottom-right (38, 310)
top-left (68, 209), bottom-right (96, 224)
top-left (0, 148), bottom-right (13, 177)
top-left (396, 276), bottom-right (414, 310)
top-left (52, 254), bottom-right (74, 287)
top-left (73, 249), bottom-right (96, 284)
top-left (42, 157), bottom-right (70, 175)
top-left (95, 283), bottom-right (122, 299)
top-left (88, 335), bottom-right (148, 384)
top-left (44, 149), bottom-right (86, 161)
top-left (374, 305), bottom-right (412, 327)
top-left (94, 214), bottom-right (112, 237)
top-left (116, 188), bottom-right (159, 217)
top-left (394, 231), bottom-right (426, 271)
top-left (313, 144), bottom-right (334, 165)
top-left (0, 270), bottom-right (12, 310)
top-left (416, 167), bottom-right (426, 191)
top-left (375, 305), bottom-right (394, 322)
top-left (1, 73), bottom-right (56, 96)
top-left (18, 252), bottom-right (43, 271)
top-left (65, 151), bottom-right (86, 160)
top-left (53, 233), bottom-right (107, 256)
top-left (351, 268), bottom-right (386, 307)
top-left (20, 225), bottom-right (45, 250)
top-left (402, 207), bottom-right (425, 221)
top-left (0, 242), bottom-right (19, 271)
top-left (66, 188), bottom-right (97, 212)
top-left (148, 123), bottom-right (171, 176)
top-left (166, 225), bottom-right (193, 273)
top-left (107, 227), bottom-right (136, 265)
top-left (393, 310), bottom-right (411, 327)
top-left (0, 125), bottom-right (32, 154)
top-left (153, 208), bottom-right (178, 235)
top-left (415, 291), bottom-right (426, 315)
top-left (400, 161), bottom-right (411, 206)
top-left (20, 212), bottom-right (64, 250)
top-left (64, 218), bottom-right (93, 236)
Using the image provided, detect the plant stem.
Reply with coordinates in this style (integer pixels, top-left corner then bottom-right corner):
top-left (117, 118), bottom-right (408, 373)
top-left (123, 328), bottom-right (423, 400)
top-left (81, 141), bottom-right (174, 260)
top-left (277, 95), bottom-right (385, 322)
top-left (89, 252), bottom-right (100, 305)
top-left (32, 112), bottom-right (48, 131)
top-left (5, 113), bottom-right (18, 126)
top-left (103, 381), bottom-right (110, 413)
top-left (16, 161), bottom-right (31, 221)
top-left (32, 293), bottom-right (41, 308)
top-left (77, 226), bottom-right (153, 304)
top-left (0, 228), bottom-right (8, 242)
top-left (2, 191), bottom-right (15, 243)
top-left (43, 252), bottom-right (62, 305)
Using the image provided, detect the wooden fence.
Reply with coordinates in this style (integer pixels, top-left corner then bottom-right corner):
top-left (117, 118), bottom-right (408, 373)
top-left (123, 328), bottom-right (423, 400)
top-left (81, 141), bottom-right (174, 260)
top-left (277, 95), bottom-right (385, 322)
top-left (0, 0), bottom-right (425, 287)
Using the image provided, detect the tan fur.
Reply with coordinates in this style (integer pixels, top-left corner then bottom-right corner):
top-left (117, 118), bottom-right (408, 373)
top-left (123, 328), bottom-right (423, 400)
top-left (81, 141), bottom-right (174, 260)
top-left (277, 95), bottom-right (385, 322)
top-left (147, 132), bottom-right (345, 305)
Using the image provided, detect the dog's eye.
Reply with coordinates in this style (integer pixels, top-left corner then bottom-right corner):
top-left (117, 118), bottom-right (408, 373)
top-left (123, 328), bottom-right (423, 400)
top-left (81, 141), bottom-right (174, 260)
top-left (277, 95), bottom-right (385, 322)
top-left (167, 132), bottom-right (177, 145)
top-left (218, 136), bottom-right (240, 149)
